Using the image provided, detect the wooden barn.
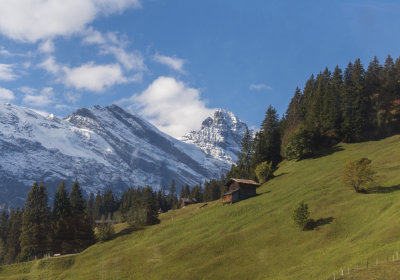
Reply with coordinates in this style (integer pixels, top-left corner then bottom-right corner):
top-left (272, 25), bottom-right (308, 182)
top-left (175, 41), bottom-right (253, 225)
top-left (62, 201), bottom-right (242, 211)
top-left (222, 178), bottom-right (260, 205)
top-left (180, 197), bottom-right (196, 208)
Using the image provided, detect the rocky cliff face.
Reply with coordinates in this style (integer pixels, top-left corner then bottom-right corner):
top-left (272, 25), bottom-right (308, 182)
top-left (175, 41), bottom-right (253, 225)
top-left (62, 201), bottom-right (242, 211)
top-left (181, 109), bottom-right (248, 166)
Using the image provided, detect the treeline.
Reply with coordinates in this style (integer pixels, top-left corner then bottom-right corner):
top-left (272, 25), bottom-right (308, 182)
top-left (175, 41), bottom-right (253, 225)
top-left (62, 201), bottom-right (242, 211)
top-left (0, 180), bottom-right (93, 264)
top-left (0, 177), bottom-right (230, 264)
top-left (230, 55), bottom-right (400, 180)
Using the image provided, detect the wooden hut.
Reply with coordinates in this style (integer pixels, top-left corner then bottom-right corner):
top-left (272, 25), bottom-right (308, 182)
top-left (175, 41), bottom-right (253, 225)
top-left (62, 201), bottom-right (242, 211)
top-left (222, 178), bottom-right (260, 204)
top-left (180, 197), bottom-right (196, 208)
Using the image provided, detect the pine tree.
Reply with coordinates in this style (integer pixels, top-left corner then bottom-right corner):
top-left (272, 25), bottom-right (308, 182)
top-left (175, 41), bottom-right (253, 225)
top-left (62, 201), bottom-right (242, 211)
top-left (52, 181), bottom-right (73, 254)
top-left (235, 127), bottom-right (253, 178)
top-left (20, 181), bottom-right (51, 260)
top-left (86, 192), bottom-right (95, 225)
top-left (4, 208), bottom-right (22, 264)
top-left (251, 105), bottom-right (282, 168)
top-left (69, 179), bottom-right (94, 252)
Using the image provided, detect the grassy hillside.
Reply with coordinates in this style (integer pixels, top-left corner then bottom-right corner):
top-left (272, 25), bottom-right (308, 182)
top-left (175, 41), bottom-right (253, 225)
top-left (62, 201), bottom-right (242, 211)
top-left (2, 135), bottom-right (400, 279)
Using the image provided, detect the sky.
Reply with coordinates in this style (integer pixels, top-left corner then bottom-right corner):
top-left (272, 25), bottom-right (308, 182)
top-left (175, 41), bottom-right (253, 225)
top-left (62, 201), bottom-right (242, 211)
top-left (0, 0), bottom-right (400, 138)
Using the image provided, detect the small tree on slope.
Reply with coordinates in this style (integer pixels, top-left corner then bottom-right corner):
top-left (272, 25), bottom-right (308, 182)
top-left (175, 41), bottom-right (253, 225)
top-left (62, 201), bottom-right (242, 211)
top-left (342, 158), bottom-right (376, 193)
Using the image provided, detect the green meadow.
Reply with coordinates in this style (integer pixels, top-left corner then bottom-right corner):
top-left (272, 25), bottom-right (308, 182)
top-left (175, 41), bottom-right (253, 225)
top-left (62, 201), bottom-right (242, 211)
top-left (2, 135), bottom-right (400, 279)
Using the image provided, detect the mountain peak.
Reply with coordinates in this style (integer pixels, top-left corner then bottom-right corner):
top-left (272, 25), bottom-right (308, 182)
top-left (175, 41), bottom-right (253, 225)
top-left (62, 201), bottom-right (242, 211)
top-left (182, 109), bottom-right (248, 165)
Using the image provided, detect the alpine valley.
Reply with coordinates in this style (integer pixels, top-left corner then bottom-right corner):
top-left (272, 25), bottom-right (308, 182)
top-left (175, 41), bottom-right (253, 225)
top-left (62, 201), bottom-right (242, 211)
top-left (0, 103), bottom-right (247, 207)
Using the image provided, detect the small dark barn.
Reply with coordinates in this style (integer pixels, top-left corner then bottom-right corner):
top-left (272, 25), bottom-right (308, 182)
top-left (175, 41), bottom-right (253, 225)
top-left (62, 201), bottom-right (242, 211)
top-left (222, 178), bottom-right (260, 205)
top-left (180, 197), bottom-right (196, 208)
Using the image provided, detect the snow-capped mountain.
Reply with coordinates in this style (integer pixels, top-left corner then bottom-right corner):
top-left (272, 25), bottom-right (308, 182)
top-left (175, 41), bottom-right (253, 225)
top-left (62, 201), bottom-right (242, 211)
top-left (0, 103), bottom-right (243, 207)
top-left (181, 109), bottom-right (248, 165)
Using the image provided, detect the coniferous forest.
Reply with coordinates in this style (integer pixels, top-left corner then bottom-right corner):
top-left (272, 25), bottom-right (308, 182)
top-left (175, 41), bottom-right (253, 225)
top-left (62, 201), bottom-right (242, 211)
top-left (230, 55), bottom-right (400, 180)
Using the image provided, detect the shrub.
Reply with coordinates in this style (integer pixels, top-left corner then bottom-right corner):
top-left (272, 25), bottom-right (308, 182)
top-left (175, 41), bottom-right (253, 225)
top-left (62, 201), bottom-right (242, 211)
top-left (292, 202), bottom-right (310, 230)
top-left (342, 158), bottom-right (376, 192)
top-left (95, 223), bottom-right (115, 242)
top-left (284, 126), bottom-right (315, 160)
top-left (255, 161), bottom-right (274, 184)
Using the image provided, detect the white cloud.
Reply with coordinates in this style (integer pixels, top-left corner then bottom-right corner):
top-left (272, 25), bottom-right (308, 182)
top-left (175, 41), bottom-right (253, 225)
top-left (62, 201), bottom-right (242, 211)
top-left (0, 64), bottom-right (17, 81)
top-left (18, 86), bottom-right (37, 94)
top-left (22, 87), bottom-right (55, 107)
top-left (0, 87), bottom-right (15, 101)
top-left (0, 0), bottom-right (141, 42)
top-left (63, 62), bottom-right (128, 92)
top-left (83, 28), bottom-right (146, 71)
top-left (105, 46), bottom-right (145, 71)
top-left (38, 56), bottom-right (61, 74)
top-left (38, 39), bottom-right (55, 53)
top-left (0, 46), bottom-right (10, 56)
top-left (121, 76), bottom-right (214, 138)
top-left (38, 54), bottom-right (139, 92)
top-left (153, 53), bottom-right (186, 73)
top-left (249, 83), bottom-right (273, 91)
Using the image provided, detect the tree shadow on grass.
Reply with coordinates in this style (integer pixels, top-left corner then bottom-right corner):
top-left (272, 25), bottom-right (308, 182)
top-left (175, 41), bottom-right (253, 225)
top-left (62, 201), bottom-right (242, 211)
top-left (304, 217), bottom-right (335, 231)
top-left (257, 190), bottom-right (271, 196)
top-left (113, 226), bottom-right (144, 239)
top-left (310, 145), bottom-right (344, 159)
top-left (273, 172), bottom-right (288, 178)
top-left (363, 184), bottom-right (400, 194)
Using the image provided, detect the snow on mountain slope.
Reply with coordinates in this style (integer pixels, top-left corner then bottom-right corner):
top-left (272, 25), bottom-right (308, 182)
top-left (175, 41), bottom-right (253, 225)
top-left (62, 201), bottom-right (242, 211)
top-left (181, 109), bottom-right (248, 165)
top-left (0, 103), bottom-right (240, 207)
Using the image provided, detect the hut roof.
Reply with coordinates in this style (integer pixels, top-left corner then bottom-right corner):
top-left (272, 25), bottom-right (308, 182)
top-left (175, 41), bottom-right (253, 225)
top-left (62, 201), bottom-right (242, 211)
top-left (222, 189), bottom-right (239, 196)
top-left (225, 178), bottom-right (261, 187)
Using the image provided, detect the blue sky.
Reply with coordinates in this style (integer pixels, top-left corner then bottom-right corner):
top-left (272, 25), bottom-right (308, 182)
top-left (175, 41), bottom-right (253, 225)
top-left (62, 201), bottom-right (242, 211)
top-left (0, 0), bottom-right (400, 138)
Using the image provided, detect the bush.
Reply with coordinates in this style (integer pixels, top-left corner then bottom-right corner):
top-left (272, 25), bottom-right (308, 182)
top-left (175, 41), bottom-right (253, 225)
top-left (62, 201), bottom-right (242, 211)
top-left (95, 223), bottom-right (115, 242)
top-left (342, 158), bottom-right (376, 192)
top-left (284, 126), bottom-right (315, 160)
top-left (292, 202), bottom-right (310, 230)
top-left (255, 161), bottom-right (274, 184)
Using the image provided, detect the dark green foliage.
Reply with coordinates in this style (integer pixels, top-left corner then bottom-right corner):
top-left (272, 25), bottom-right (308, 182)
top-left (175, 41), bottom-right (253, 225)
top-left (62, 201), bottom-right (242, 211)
top-left (126, 186), bottom-right (159, 226)
top-left (4, 208), bottom-right (22, 264)
top-left (284, 126), bottom-right (316, 160)
top-left (292, 202), bottom-right (310, 230)
top-left (282, 55), bottom-right (400, 161)
top-left (251, 105), bottom-right (282, 169)
top-left (19, 182), bottom-right (51, 261)
top-left (52, 181), bottom-right (73, 254)
top-left (233, 127), bottom-right (253, 179)
top-left (69, 179), bottom-right (95, 252)
top-left (254, 161), bottom-right (274, 184)
top-left (95, 223), bottom-right (115, 242)
top-left (166, 180), bottom-right (178, 210)
top-left (342, 158), bottom-right (376, 192)
top-left (180, 184), bottom-right (190, 200)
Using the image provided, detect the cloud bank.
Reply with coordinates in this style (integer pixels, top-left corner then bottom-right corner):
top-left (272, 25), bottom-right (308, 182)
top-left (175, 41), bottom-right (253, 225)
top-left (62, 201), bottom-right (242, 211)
top-left (121, 76), bottom-right (214, 138)
top-left (0, 0), bottom-right (141, 42)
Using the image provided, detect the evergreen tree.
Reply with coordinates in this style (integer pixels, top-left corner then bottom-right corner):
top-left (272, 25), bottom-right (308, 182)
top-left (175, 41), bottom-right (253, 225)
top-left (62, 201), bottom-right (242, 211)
top-left (251, 105), bottom-right (282, 168)
top-left (52, 181), bottom-right (73, 254)
top-left (167, 180), bottom-right (178, 209)
top-left (86, 192), bottom-right (95, 225)
top-left (4, 208), bottom-right (22, 264)
top-left (93, 191), bottom-right (102, 220)
top-left (235, 127), bottom-right (253, 178)
top-left (20, 181), bottom-right (51, 260)
top-left (69, 179), bottom-right (94, 252)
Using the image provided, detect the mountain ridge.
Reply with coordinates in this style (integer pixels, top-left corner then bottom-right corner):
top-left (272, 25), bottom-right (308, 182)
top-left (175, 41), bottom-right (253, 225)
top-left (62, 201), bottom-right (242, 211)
top-left (0, 103), bottom-right (246, 207)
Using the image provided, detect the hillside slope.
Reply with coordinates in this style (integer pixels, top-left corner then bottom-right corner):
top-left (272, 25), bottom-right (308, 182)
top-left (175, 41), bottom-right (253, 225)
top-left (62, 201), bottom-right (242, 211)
top-left (2, 135), bottom-right (400, 279)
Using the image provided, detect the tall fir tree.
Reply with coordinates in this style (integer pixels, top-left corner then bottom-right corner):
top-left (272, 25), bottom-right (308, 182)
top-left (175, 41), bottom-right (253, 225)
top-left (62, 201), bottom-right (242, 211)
top-left (69, 179), bottom-right (94, 252)
top-left (52, 181), bottom-right (73, 254)
top-left (4, 208), bottom-right (22, 264)
top-left (251, 105), bottom-right (282, 168)
top-left (20, 181), bottom-right (51, 260)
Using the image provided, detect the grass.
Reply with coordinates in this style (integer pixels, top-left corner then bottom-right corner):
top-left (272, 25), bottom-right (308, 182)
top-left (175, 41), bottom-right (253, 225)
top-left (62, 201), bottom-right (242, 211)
top-left (2, 135), bottom-right (400, 279)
